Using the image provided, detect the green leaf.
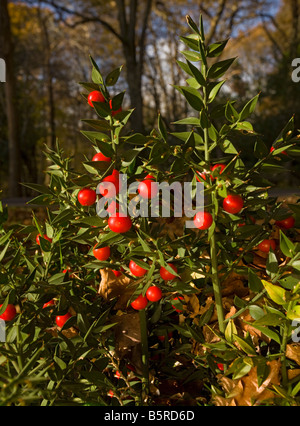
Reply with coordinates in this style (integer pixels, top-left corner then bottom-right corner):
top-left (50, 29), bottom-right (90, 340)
top-left (197, 303), bottom-right (214, 327)
top-left (186, 60), bottom-right (206, 86)
top-left (80, 130), bottom-right (109, 144)
top-left (266, 250), bottom-right (278, 277)
top-left (93, 101), bottom-right (111, 119)
top-left (225, 101), bottom-right (239, 123)
top-left (110, 91), bottom-right (125, 111)
top-left (239, 94), bottom-right (260, 121)
top-left (27, 194), bottom-right (55, 206)
top-left (180, 35), bottom-right (200, 51)
top-left (105, 65), bottom-right (123, 86)
top-left (21, 183), bottom-right (53, 195)
top-left (207, 57), bottom-right (237, 80)
top-left (233, 334), bottom-right (257, 355)
top-left (253, 313), bottom-right (285, 327)
top-left (81, 119), bottom-right (112, 132)
top-left (92, 67), bottom-right (103, 85)
top-left (125, 133), bottom-right (148, 145)
top-left (274, 116), bottom-right (294, 144)
top-left (158, 113), bottom-right (167, 142)
top-left (219, 138), bottom-right (238, 154)
top-left (257, 362), bottom-right (270, 388)
top-left (249, 323), bottom-right (281, 344)
top-left (0, 241), bottom-right (10, 263)
top-left (181, 50), bottom-right (202, 62)
top-left (254, 139), bottom-right (269, 159)
top-left (280, 230), bottom-right (295, 258)
top-left (232, 362), bottom-right (252, 380)
top-left (207, 39), bottom-right (229, 57)
top-left (199, 15), bottom-right (205, 41)
top-left (173, 117), bottom-right (200, 126)
top-left (79, 81), bottom-right (100, 92)
top-left (174, 85), bottom-right (203, 111)
top-left (0, 290), bottom-right (15, 316)
top-left (51, 209), bottom-right (74, 226)
top-left (225, 319), bottom-right (237, 343)
top-left (248, 305), bottom-right (265, 320)
top-left (262, 280), bottom-right (287, 305)
top-left (186, 15), bottom-right (201, 36)
top-left (90, 56), bottom-right (104, 85)
top-left (208, 80), bottom-right (226, 103)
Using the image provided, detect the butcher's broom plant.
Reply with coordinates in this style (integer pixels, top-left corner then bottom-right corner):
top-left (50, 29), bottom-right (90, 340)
top-left (0, 15), bottom-right (299, 406)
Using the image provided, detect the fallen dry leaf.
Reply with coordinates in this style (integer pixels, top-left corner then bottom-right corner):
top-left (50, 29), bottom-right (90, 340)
top-left (98, 268), bottom-right (139, 309)
top-left (110, 312), bottom-right (143, 374)
top-left (213, 360), bottom-right (281, 406)
top-left (286, 343), bottom-right (300, 366)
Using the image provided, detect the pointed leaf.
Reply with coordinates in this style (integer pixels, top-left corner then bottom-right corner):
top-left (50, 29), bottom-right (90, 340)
top-left (207, 57), bottom-right (237, 80)
top-left (262, 280), bottom-right (288, 305)
top-left (280, 230), bottom-right (295, 258)
top-left (105, 65), bottom-right (123, 87)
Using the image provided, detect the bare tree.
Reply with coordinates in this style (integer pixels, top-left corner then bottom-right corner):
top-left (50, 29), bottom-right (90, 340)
top-left (0, 0), bottom-right (21, 197)
top-left (31, 0), bottom-right (154, 133)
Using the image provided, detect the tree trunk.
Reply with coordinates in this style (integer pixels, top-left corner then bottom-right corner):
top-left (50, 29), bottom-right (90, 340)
top-left (0, 0), bottom-right (22, 197)
top-left (38, 7), bottom-right (56, 150)
top-left (117, 0), bottom-right (153, 134)
top-left (123, 50), bottom-right (144, 134)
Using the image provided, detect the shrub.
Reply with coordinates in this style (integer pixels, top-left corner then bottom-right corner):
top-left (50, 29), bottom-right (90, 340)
top-left (0, 15), bottom-right (299, 406)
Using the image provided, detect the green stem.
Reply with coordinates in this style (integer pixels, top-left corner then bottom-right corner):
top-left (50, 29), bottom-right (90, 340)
top-left (139, 308), bottom-right (149, 402)
top-left (280, 318), bottom-right (290, 388)
top-left (202, 65), bottom-right (225, 335)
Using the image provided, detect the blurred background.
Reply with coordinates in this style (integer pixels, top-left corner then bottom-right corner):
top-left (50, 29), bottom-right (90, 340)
top-left (0, 0), bottom-right (300, 200)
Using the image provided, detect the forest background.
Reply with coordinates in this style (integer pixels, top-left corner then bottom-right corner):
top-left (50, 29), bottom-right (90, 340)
top-left (1, 0), bottom-right (300, 199)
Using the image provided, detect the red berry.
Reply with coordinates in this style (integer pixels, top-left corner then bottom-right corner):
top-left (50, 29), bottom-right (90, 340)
top-left (258, 239), bottom-right (276, 253)
top-left (196, 171), bottom-right (207, 182)
top-left (217, 363), bottom-right (224, 371)
top-left (43, 299), bottom-right (55, 309)
top-left (146, 286), bottom-right (163, 302)
top-left (112, 269), bottom-right (123, 277)
top-left (92, 152), bottom-right (111, 162)
top-left (108, 213), bottom-right (132, 233)
top-left (55, 312), bottom-right (72, 328)
top-left (78, 188), bottom-right (96, 206)
top-left (223, 195), bottom-right (244, 214)
top-left (99, 175), bottom-right (120, 198)
top-left (145, 174), bottom-right (155, 180)
top-left (211, 163), bottom-right (226, 176)
top-left (88, 91), bottom-right (105, 107)
top-left (131, 294), bottom-right (148, 310)
top-left (171, 296), bottom-right (184, 313)
top-left (115, 371), bottom-right (121, 379)
top-left (93, 245), bottom-right (111, 261)
top-left (275, 216), bottom-right (295, 230)
top-left (129, 260), bottom-right (147, 277)
top-left (138, 179), bottom-right (159, 199)
top-left (109, 99), bottom-right (122, 116)
top-left (0, 304), bottom-right (17, 321)
top-left (160, 264), bottom-right (178, 281)
top-left (194, 211), bottom-right (213, 230)
top-left (36, 234), bottom-right (52, 245)
top-left (101, 200), bottom-right (120, 217)
top-left (108, 390), bottom-right (114, 398)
